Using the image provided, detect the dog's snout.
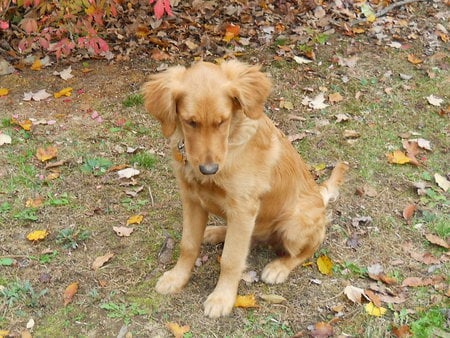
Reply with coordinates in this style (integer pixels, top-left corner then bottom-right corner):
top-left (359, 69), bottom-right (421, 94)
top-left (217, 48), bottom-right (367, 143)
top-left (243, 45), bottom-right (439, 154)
top-left (199, 163), bottom-right (219, 175)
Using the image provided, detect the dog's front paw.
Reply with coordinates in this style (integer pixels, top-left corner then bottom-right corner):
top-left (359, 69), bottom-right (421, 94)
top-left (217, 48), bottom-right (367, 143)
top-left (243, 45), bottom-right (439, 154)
top-left (155, 269), bottom-right (189, 294)
top-left (261, 260), bottom-right (290, 284)
top-left (203, 290), bottom-right (235, 318)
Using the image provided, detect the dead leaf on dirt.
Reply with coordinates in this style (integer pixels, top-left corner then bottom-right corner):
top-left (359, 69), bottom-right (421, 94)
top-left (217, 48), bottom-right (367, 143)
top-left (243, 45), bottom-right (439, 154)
top-left (259, 294), bottom-right (287, 304)
top-left (36, 146), bottom-right (58, 162)
top-left (392, 325), bottom-right (412, 338)
top-left (356, 184), bottom-right (378, 197)
top-left (125, 186), bottom-right (144, 197)
top-left (407, 54), bottom-right (423, 65)
top-left (310, 321), bottom-right (334, 337)
top-left (45, 159), bottom-right (67, 169)
top-left (288, 133), bottom-right (306, 143)
top-left (241, 270), bottom-right (259, 283)
top-left (402, 275), bottom-right (444, 287)
top-left (402, 204), bottom-right (416, 221)
top-left (434, 173), bottom-right (450, 192)
top-left (279, 99), bottom-right (294, 110)
top-left (365, 302), bottom-right (387, 317)
top-left (54, 87), bottom-right (73, 98)
top-left (368, 264), bottom-right (397, 285)
top-left (351, 216), bottom-right (373, 227)
top-left (335, 113), bottom-right (350, 123)
top-left (63, 282), bottom-right (79, 306)
top-left (302, 92), bottom-right (329, 110)
top-left (409, 251), bottom-right (440, 265)
top-left (234, 294), bottom-right (258, 308)
top-left (293, 55), bottom-right (313, 64)
top-left (364, 289), bottom-right (382, 307)
top-left (92, 252), bottom-right (114, 270)
top-left (30, 58), bottom-right (42, 70)
top-left (11, 118), bottom-right (32, 131)
top-left (23, 89), bottom-right (51, 101)
top-left (0, 133), bottom-right (12, 146)
top-left (0, 88), bottom-right (9, 96)
top-left (223, 23), bottom-right (240, 42)
top-left (118, 167), bottom-right (140, 179)
top-left (126, 214), bottom-right (143, 225)
top-left (344, 285), bottom-right (365, 303)
top-left (336, 55), bottom-right (359, 68)
top-left (386, 150), bottom-right (411, 165)
top-left (343, 129), bottom-right (360, 139)
top-left (426, 94), bottom-right (443, 107)
top-left (424, 233), bottom-right (449, 249)
top-left (53, 66), bottom-right (74, 80)
top-left (165, 322), bottom-right (190, 338)
top-left (26, 230), bottom-right (48, 242)
top-left (158, 236), bottom-right (175, 265)
top-left (328, 92), bottom-right (343, 104)
top-left (317, 255), bottom-right (333, 276)
top-left (415, 138), bottom-right (432, 151)
top-left (25, 196), bottom-right (44, 208)
top-left (113, 226), bottom-right (134, 237)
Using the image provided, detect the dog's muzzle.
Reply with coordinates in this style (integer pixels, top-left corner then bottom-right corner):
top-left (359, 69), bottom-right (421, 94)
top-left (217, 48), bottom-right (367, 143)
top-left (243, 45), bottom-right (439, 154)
top-left (199, 163), bottom-right (219, 175)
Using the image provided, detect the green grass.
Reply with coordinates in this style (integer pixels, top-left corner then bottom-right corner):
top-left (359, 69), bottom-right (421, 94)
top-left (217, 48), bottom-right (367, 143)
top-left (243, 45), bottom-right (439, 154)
top-left (411, 307), bottom-right (447, 338)
top-left (129, 151), bottom-right (157, 169)
top-left (122, 93), bottom-right (144, 107)
top-left (100, 301), bottom-right (147, 325)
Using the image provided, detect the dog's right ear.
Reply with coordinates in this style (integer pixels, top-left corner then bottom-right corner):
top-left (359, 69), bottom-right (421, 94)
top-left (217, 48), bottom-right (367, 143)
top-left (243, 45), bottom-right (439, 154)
top-left (142, 66), bottom-right (185, 137)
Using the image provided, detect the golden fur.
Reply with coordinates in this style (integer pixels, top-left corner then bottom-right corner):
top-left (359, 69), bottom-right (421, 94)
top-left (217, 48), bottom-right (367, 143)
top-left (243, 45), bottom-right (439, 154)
top-left (142, 60), bottom-right (348, 318)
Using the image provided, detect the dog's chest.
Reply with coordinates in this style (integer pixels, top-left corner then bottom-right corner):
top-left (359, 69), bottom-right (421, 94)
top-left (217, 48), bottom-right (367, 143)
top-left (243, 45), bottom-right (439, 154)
top-left (193, 181), bottom-right (227, 217)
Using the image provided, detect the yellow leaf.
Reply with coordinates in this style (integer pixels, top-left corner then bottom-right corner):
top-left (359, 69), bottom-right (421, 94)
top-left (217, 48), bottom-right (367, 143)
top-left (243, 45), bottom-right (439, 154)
top-left (54, 87), bottom-right (73, 98)
top-left (26, 230), bottom-right (49, 242)
top-left (126, 214), bottom-right (144, 225)
top-left (234, 294), bottom-right (258, 308)
top-left (85, 5), bottom-right (96, 15)
top-left (36, 146), bottom-right (58, 162)
top-left (365, 301), bottom-right (387, 317)
top-left (328, 92), bottom-right (344, 104)
top-left (352, 27), bottom-right (365, 34)
top-left (317, 255), bottom-right (333, 275)
top-left (0, 88), bottom-right (9, 96)
top-left (0, 330), bottom-right (10, 338)
top-left (165, 322), bottom-right (190, 338)
top-left (30, 58), bottom-right (42, 70)
top-left (63, 282), bottom-right (79, 306)
top-left (223, 24), bottom-right (240, 42)
top-left (25, 196), bottom-right (44, 208)
top-left (314, 163), bottom-right (327, 171)
top-left (11, 118), bottom-right (33, 131)
top-left (386, 150), bottom-right (411, 165)
top-left (407, 54), bottom-right (423, 65)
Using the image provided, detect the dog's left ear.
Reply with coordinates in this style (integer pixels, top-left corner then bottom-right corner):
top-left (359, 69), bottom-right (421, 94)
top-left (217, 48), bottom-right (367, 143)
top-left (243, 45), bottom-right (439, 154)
top-left (221, 60), bottom-right (272, 119)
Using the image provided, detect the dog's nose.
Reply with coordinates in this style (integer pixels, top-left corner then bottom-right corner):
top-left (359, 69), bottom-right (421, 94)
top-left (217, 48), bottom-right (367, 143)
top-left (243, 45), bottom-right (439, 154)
top-left (199, 163), bottom-right (219, 175)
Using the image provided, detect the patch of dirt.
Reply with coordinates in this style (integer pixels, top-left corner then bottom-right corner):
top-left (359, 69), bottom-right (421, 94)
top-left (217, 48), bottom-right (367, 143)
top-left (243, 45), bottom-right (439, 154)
top-left (1, 2), bottom-right (449, 337)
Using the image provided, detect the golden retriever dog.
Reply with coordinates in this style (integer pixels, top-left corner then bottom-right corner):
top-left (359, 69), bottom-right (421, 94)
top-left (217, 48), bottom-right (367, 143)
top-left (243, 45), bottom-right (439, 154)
top-left (142, 60), bottom-right (348, 318)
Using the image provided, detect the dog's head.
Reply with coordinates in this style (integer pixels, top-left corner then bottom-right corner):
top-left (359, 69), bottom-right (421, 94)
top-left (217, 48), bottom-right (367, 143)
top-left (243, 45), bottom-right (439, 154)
top-left (142, 60), bottom-right (271, 176)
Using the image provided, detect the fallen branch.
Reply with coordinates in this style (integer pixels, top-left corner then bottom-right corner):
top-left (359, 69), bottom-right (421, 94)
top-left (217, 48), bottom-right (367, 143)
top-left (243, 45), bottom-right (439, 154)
top-left (351, 0), bottom-right (425, 26)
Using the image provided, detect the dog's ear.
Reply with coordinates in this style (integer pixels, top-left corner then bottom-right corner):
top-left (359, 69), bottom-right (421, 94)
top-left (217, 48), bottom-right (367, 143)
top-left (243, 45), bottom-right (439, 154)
top-left (142, 66), bottom-right (185, 137)
top-left (221, 60), bottom-right (272, 119)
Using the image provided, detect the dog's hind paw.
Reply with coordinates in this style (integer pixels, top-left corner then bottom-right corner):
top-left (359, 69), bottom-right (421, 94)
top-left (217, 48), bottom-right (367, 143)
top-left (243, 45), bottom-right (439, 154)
top-left (203, 225), bottom-right (227, 244)
top-left (155, 269), bottom-right (188, 294)
top-left (203, 290), bottom-right (235, 318)
top-left (261, 260), bottom-right (291, 284)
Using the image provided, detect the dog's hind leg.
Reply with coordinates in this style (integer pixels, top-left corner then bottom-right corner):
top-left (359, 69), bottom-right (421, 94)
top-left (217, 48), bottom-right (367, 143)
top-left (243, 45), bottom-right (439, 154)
top-left (203, 225), bottom-right (227, 244)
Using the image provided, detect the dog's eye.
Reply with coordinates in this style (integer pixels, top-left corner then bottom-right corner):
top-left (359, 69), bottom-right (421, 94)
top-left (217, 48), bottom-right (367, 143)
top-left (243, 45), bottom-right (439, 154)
top-left (186, 120), bottom-right (198, 128)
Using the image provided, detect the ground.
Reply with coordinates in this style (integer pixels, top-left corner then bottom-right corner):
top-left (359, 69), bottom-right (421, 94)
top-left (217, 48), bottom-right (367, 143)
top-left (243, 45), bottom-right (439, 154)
top-left (0, 1), bottom-right (449, 337)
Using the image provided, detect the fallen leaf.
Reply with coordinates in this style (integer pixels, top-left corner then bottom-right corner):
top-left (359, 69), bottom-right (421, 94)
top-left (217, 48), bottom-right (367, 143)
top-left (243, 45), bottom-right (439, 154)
top-left (310, 321), bottom-right (334, 337)
top-left (21, 330), bottom-right (32, 338)
top-left (293, 55), bottom-right (313, 64)
top-left (434, 173), bottom-right (450, 192)
top-left (364, 289), bottom-right (382, 307)
top-left (426, 94), bottom-right (443, 107)
top-left (234, 294), bottom-right (258, 308)
top-left (241, 270), bottom-right (259, 283)
top-left (92, 252), bottom-right (114, 270)
top-left (409, 251), bottom-right (440, 265)
top-left (0, 88), bottom-right (9, 96)
top-left (11, 118), bottom-right (33, 131)
top-left (302, 92), bottom-right (329, 110)
top-left (259, 294), bottom-right (287, 304)
top-left (23, 89), bottom-right (51, 101)
top-left (402, 275), bottom-right (444, 287)
top-left (165, 322), bottom-right (190, 338)
top-left (386, 150), bottom-right (411, 165)
top-left (343, 129), bottom-right (360, 139)
top-left (25, 196), bottom-right (44, 208)
top-left (113, 226), bottom-right (134, 237)
top-left (0, 133), bottom-right (12, 146)
top-left (53, 66), bottom-right (74, 80)
top-left (26, 230), bottom-right (49, 242)
top-left (364, 302), bottom-right (387, 317)
top-left (328, 92), bottom-right (343, 104)
top-left (392, 325), bottom-right (412, 338)
top-left (425, 233), bottom-right (449, 249)
top-left (317, 255), bottom-right (333, 275)
top-left (402, 204), bottom-right (416, 221)
top-left (54, 87), bottom-right (73, 98)
top-left (335, 113), bottom-right (350, 123)
top-left (126, 214), bottom-right (143, 225)
top-left (416, 138), bottom-right (432, 151)
top-left (63, 282), bottom-right (79, 306)
top-left (287, 133), bottom-right (307, 143)
top-left (118, 167), bottom-right (140, 179)
top-left (158, 236), bottom-right (175, 265)
top-left (36, 146), bottom-right (58, 162)
top-left (279, 100), bottom-right (294, 110)
top-left (30, 58), bottom-right (42, 70)
top-left (407, 54), bottom-right (423, 65)
top-left (223, 23), bottom-right (240, 42)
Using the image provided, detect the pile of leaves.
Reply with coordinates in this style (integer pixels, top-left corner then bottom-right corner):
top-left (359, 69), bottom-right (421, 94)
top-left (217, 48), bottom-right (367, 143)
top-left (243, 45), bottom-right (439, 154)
top-left (1, 0), bottom-right (443, 61)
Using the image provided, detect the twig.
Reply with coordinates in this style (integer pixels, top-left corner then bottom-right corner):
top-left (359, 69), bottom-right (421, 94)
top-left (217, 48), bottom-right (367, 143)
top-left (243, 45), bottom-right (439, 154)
top-left (351, 0), bottom-right (425, 26)
top-left (148, 185), bottom-right (155, 207)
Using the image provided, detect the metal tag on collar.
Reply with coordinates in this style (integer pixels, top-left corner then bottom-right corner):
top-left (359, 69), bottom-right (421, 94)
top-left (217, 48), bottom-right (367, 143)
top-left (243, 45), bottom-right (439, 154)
top-left (175, 140), bottom-right (187, 163)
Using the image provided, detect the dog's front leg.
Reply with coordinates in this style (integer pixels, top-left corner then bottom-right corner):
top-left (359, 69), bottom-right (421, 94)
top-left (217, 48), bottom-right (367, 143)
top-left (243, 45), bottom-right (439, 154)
top-left (204, 203), bottom-right (258, 318)
top-left (155, 195), bottom-right (208, 294)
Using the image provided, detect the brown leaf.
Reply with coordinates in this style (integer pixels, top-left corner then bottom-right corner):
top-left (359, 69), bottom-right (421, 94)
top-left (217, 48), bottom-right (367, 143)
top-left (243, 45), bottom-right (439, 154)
top-left (287, 133), bottom-right (306, 143)
top-left (113, 226), bottom-right (134, 237)
top-left (92, 252), bottom-right (114, 270)
top-left (410, 251), bottom-right (440, 265)
top-left (402, 275), bottom-right (444, 287)
top-left (364, 289), bottom-right (382, 307)
top-left (425, 233), bottom-right (449, 249)
top-left (165, 322), bottom-right (190, 338)
top-left (328, 92), bottom-right (343, 104)
top-left (63, 282), bottom-right (79, 306)
top-left (343, 285), bottom-right (365, 304)
top-left (407, 54), bottom-right (423, 64)
top-left (310, 322), bottom-right (334, 338)
top-left (402, 204), bottom-right (416, 221)
top-left (36, 146), bottom-right (58, 162)
top-left (25, 196), bottom-right (44, 208)
top-left (392, 325), bottom-right (412, 338)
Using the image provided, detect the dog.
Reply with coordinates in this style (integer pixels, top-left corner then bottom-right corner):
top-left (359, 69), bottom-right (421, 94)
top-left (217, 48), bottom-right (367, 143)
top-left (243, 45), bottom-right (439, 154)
top-left (142, 60), bottom-right (348, 318)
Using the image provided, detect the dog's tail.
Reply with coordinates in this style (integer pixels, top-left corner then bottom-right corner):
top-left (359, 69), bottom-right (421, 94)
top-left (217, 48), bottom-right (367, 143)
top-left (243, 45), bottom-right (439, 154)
top-left (320, 162), bottom-right (349, 207)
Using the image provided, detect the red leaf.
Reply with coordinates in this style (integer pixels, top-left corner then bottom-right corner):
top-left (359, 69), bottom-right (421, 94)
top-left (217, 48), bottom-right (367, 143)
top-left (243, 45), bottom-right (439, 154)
top-left (402, 204), bottom-right (416, 221)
